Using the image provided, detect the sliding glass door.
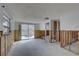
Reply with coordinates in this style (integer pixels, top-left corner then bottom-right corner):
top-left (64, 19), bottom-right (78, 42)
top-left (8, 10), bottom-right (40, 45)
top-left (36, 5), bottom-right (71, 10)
top-left (21, 24), bottom-right (29, 40)
top-left (21, 24), bottom-right (34, 40)
top-left (29, 24), bottom-right (34, 39)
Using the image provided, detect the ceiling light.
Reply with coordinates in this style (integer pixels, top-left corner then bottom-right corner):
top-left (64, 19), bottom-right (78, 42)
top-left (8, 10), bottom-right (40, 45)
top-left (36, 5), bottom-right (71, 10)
top-left (44, 17), bottom-right (49, 20)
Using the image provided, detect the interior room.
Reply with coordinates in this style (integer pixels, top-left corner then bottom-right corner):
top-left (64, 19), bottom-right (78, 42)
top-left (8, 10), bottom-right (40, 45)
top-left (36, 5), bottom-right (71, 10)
top-left (0, 3), bottom-right (79, 56)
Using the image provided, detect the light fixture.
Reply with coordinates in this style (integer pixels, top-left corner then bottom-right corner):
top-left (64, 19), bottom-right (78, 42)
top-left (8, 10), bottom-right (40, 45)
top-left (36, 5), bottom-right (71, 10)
top-left (44, 17), bottom-right (49, 20)
top-left (1, 4), bottom-right (6, 8)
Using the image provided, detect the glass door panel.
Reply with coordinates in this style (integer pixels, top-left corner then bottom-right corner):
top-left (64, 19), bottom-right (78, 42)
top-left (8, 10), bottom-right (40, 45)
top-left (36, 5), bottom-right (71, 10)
top-left (21, 24), bottom-right (29, 40)
top-left (21, 24), bottom-right (34, 40)
top-left (28, 24), bottom-right (34, 39)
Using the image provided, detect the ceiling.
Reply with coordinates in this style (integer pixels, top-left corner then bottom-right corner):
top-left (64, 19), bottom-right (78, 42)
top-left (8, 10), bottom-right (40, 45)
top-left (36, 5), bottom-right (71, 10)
top-left (5, 3), bottom-right (79, 22)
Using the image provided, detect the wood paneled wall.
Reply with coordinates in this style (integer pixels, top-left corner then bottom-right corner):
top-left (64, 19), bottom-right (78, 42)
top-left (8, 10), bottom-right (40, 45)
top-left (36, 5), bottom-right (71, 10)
top-left (0, 31), bottom-right (14, 56)
top-left (49, 31), bottom-right (60, 43)
top-left (0, 31), bottom-right (3, 55)
top-left (14, 30), bottom-right (21, 41)
top-left (60, 30), bottom-right (79, 47)
top-left (34, 30), bottom-right (45, 39)
top-left (0, 29), bottom-right (21, 55)
top-left (34, 30), bottom-right (49, 39)
top-left (8, 30), bottom-right (79, 50)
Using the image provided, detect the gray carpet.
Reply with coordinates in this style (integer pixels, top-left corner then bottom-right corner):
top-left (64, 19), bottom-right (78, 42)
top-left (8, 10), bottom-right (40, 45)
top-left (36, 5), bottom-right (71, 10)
top-left (65, 41), bottom-right (79, 54)
top-left (7, 39), bottom-right (76, 56)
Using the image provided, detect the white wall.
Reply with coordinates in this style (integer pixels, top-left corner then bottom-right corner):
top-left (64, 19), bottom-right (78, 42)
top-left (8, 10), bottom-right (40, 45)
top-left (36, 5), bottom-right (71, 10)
top-left (34, 24), bottom-right (40, 30)
top-left (39, 11), bottom-right (79, 31)
top-left (13, 11), bottom-right (79, 31)
top-left (13, 18), bottom-right (48, 30)
top-left (3, 4), bottom-right (79, 31)
top-left (14, 18), bottom-right (46, 24)
top-left (0, 7), bottom-right (3, 31)
top-left (0, 19), bottom-right (3, 31)
top-left (13, 22), bottom-right (41, 31)
top-left (39, 23), bottom-right (45, 30)
top-left (0, 4), bottom-right (14, 31)
top-left (60, 11), bottom-right (79, 30)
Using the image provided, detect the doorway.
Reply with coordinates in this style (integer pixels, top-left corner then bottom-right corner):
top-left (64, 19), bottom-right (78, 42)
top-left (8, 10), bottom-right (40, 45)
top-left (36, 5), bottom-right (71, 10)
top-left (45, 20), bottom-right (60, 43)
top-left (21, 24), bottom-right (35, 40)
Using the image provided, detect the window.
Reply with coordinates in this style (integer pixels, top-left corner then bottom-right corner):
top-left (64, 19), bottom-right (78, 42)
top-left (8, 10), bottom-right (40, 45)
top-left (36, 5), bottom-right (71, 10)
top-left (2, 14), bottom-right (11, 35)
